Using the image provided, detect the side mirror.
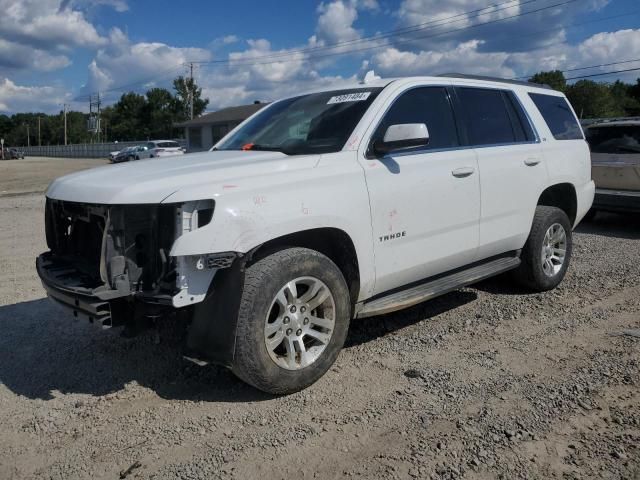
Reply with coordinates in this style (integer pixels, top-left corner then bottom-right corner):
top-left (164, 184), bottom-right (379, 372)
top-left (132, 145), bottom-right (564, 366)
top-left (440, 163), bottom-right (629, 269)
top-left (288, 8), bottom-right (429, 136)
top-left (373, 123), bottom-right (429, 156)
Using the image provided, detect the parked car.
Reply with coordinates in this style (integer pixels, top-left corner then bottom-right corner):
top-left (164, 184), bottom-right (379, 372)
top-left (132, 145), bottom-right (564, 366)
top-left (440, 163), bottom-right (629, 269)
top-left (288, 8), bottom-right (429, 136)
top-left (108, 149), bottom-right (122, 162)
top-left (37, 74), bottom-right (593, 394)
top-left (6, 147), bottom-right (25, 159)
top-left (138, 140), bottom-right (184, 159)
top-left (111, 145), bottom-right (148, 163)
top-left (584, 118), bottom-right (640, 215)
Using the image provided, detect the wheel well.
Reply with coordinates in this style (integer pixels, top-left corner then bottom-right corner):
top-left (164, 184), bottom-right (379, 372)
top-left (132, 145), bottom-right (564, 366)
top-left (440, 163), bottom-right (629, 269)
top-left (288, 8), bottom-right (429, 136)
top-left (248, 228), bottom-right (360, 309)
top-left (537, 183), bottom-right (577, 224)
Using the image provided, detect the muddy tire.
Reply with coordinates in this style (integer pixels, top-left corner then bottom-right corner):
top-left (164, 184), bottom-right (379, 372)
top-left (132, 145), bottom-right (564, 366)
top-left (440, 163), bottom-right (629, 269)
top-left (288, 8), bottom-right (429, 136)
top-left (232, 247), bottom-right (351, 394)
top-left (513, 206), bottom-right (573, 292)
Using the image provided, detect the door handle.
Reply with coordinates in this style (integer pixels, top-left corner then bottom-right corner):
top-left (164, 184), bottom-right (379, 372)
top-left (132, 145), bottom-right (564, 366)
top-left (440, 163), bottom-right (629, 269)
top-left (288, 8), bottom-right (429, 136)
top-left (524, 158), bottom-right (541, 166)
top-left (451, 166), bottom-right (475, 178)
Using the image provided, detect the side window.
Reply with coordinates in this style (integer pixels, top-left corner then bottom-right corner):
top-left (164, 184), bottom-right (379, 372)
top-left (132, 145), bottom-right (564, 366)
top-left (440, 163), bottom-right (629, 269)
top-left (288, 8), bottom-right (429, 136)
top-left (528, 93), bottom-right (583, 140)
top-left (372, 87), bottom-right (459, 152)
top-left (456, 87), bottom-right (518, 146)
top-left (503, 92), bottom-right (536, 142)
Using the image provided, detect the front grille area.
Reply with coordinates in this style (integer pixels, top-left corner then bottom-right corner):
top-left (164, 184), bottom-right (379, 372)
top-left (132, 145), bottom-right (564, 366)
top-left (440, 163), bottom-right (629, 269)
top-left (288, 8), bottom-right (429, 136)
top-left (44, 199), bottom-right (178, 296)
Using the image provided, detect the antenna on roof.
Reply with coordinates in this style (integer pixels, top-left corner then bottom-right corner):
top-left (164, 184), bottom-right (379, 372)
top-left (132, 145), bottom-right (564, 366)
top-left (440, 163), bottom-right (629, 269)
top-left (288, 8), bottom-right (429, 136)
top-left (362, 70), bottom-right (381, 84)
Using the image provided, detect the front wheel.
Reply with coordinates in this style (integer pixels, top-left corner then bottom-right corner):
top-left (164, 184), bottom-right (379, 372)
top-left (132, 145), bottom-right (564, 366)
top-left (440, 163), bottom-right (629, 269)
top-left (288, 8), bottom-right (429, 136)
top-left (513, 206), bottom-right (572, 292)
top-left (232, 247), bottom-right (351, 394)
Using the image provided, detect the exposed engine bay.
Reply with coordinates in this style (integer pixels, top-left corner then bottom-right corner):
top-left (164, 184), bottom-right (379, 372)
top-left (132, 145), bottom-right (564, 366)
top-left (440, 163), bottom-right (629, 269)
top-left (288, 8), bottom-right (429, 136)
top-left (38, 198), bottom-right (216, 329)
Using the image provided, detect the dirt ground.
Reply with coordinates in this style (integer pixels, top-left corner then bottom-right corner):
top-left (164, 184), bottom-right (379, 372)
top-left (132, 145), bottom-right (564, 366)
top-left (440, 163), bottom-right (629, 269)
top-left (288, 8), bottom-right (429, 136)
top-left (0, 157), bottom-right (108, 196)
top-left (0, 158), bottom-right (638, 480)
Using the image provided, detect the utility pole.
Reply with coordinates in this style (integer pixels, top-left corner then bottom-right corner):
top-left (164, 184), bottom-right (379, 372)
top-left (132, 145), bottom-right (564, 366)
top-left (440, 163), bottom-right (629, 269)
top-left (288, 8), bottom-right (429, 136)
top-left (63, 104), bottom-right (69, 145)
top-left (38, 116), bottom-right (41, 146)
top-left (26, 123), bottom-right (30, 147)
top-left (189, 62), bottom-right (194, 120)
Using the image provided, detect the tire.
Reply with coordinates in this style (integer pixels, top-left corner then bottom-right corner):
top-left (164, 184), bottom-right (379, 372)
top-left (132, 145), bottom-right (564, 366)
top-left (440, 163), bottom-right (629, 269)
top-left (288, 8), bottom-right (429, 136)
top-left (513, 206), bottom-right (573, 292)
top-left (232, 247), bottom-right (351, 394)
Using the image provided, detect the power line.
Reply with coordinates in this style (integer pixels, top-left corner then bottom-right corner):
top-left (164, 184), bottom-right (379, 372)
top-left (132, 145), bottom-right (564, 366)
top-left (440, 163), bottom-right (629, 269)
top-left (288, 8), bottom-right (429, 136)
top-left (74, 1), bottom-right (536, 101)
top-left (193, 0), bottom-right (540, 65)
top-left (566, 66), bottom-right (640, 81)
top-left (195, 0), bottom-right (581, 68)
top-left (516, 58), bottom-right (640, 81)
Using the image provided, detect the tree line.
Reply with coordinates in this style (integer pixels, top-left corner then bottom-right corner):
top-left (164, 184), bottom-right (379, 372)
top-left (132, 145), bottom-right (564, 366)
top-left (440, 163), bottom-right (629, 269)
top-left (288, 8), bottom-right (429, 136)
top-left (528, 71), bottom-right (640, 118)
top-left (0, 76), bottom-right (208, 147)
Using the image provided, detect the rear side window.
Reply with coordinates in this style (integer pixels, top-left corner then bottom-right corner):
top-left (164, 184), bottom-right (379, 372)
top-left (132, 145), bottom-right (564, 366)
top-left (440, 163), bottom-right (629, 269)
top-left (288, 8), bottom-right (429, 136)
top-left (372, 86), bottom-right (459, 151)
top-left (585, 125), bottom-right (640, 154)
top-left (456, 87), bottom-right (525, 146)
top-left (528, 93), bottom-right (583, 140)
top-left (157, 141), bottom-right (180, 148)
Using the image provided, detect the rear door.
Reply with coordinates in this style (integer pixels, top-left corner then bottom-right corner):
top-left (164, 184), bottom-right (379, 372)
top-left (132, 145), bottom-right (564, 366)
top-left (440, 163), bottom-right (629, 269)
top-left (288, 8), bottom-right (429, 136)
top-left (455, 86), bottom-right (548, 259)
top-left (360, 85), bottom-right (481, 295)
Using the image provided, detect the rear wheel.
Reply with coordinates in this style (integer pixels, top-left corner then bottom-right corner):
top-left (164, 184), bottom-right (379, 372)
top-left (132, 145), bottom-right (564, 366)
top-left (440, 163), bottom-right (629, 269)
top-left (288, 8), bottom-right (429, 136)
top-left (232, 247), bottom-right (350, 394)
top-left (513, 206), bottom-right (572, 292)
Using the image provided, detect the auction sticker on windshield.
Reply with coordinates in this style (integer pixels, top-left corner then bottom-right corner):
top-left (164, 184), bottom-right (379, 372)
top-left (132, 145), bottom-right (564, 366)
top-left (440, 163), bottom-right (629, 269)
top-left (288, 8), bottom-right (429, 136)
top-left (327, 92), bottom-right (371, 104)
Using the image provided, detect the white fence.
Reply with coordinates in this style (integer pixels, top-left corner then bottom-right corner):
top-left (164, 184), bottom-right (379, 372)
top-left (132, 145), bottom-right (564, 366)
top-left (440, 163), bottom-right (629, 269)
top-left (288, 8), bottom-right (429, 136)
top-left (21, 140), bottom-right (186, 159)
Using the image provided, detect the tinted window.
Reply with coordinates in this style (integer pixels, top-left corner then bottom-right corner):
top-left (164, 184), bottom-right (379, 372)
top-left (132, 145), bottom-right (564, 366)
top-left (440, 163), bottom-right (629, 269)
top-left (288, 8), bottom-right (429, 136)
top-left (529, 93), bottom-right (583, 140)
top-left (585, 125), bottom-right (640, 154)
top-left (372, 87), bottom-right (459, 152)
top-left (457, 87), bottom-right (518, 146)
top-left (157, 141), bottom-right (180, 148)
top-left (504, 92), bottom-right (536, 142)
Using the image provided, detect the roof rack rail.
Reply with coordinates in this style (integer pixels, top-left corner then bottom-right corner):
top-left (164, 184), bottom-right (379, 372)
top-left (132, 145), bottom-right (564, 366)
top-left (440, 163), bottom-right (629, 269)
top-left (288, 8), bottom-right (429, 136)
top-left (437, 73), bottom-right (552, 90)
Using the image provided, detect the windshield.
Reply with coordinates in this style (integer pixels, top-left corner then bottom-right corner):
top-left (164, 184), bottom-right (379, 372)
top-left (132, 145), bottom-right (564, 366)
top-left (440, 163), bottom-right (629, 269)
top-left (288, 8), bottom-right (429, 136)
top-left (217, 87), bottom-right (383, 155)
top-left (586, 125), bottom-right (640, 154)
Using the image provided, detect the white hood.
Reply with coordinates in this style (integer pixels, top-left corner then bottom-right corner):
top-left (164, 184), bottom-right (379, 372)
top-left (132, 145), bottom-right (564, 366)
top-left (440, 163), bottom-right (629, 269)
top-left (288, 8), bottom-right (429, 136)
top-left (46, 150), bottom-right (318, 204)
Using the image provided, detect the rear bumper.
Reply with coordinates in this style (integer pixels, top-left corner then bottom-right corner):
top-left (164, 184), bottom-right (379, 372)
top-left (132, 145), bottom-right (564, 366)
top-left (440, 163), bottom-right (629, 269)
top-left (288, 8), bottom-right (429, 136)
top-left (593, 188), bottom-right (640, 213)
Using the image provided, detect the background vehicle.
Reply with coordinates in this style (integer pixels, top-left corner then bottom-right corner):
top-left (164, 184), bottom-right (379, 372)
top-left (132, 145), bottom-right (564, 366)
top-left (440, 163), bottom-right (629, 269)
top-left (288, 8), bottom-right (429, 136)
top-left (111, 145), bottom-right (148, 163)
top-left (38, 75), bottom-right (593, 394)
top-left (138, 140), bottom-right (184, 158)
top-left (584, 119), bottom-right (640, 215)
top-left (7, 147), bottom-right (25, 159)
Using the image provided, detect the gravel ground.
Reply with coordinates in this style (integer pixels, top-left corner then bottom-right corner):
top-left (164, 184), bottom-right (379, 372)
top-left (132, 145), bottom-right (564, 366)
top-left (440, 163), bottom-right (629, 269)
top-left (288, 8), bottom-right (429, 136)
top-left (0, 160), bottom-right (638, 479)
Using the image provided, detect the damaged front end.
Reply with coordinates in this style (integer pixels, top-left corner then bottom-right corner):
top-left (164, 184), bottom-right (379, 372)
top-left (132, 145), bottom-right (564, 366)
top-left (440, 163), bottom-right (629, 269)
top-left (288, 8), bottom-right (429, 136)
top-left (37, 198), bottom-right (216, 329)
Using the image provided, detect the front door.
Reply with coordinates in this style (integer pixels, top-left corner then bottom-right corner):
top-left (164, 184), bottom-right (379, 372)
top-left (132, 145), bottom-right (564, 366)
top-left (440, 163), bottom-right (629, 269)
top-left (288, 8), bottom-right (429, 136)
top-left (360, 86), bottom-right (481, 295)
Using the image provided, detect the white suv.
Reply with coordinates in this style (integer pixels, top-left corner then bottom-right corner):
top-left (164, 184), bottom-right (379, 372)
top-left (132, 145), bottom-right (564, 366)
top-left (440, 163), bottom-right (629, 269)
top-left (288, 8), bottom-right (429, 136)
top-left (38, 74), bottom-right (594, 394)
top-left (139, 140), bottom-right (185, 158)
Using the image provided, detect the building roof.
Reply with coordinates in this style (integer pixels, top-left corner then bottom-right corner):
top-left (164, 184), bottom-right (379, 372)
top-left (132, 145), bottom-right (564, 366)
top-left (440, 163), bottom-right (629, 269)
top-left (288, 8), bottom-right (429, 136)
top-left (176, 102), bottom-right (268, 127)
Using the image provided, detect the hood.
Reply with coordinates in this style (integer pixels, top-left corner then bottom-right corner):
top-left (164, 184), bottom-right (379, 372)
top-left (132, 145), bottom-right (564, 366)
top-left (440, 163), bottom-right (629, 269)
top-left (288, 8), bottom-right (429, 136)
top-left (46, 150), bottom-right (319, 204)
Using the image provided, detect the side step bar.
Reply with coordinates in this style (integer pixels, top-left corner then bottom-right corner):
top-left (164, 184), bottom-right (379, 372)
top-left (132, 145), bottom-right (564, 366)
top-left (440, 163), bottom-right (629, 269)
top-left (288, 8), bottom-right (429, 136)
top-left (356, 255), bottom-right (521, 318)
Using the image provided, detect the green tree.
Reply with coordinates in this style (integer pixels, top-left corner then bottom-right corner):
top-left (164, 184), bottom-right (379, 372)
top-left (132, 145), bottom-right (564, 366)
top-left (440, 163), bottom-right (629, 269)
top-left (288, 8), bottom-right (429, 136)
top-left (110, 92), bottom-right (147, 141)
top-left (609, 80), bottom-right (640, 116)
top-left (529, 70), bottom-right (567, 92)
top-left (566, 80), bottom-right (622, 119)
top-left (172, 76), bottom-right (209, 121)
top-left (144, 88), bottom-right (176, 138)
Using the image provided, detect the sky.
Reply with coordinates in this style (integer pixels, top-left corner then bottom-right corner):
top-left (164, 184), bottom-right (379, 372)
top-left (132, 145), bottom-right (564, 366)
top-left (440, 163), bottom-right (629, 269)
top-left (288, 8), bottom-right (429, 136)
top-left (0, 0), bottom-right (639, 114)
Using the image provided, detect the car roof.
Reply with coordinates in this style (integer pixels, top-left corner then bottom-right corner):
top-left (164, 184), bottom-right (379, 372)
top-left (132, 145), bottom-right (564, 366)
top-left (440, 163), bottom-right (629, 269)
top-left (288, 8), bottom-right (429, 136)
top-left (288, 74), bottom-right (557, 98)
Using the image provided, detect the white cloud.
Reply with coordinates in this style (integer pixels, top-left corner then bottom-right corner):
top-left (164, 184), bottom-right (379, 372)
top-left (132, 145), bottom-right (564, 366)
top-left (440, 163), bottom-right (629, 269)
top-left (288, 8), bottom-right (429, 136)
top-left (373, 39), bottom-right (513, 77)
top-left (0, 78), bottom-right (67, 113)
top-left (82, 28), bottom-right (212, 97)
top-left (0, 39), bottom-right (71, 72)
top-left (0, 0), bottom-right (106, 50)
top-left (61, 0), bottom-right (130, 12)
top-left (316, 1), bottom-right (362, 44)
